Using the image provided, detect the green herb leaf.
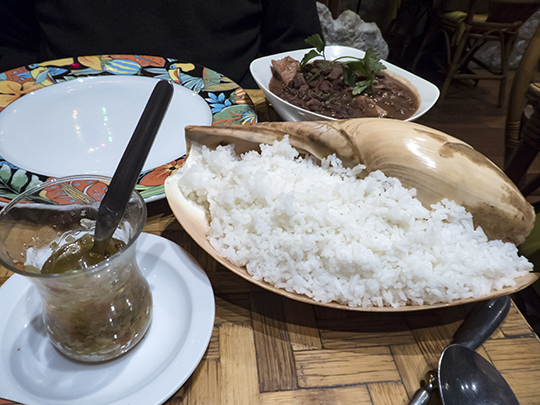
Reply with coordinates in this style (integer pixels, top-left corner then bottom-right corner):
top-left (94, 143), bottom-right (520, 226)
top-left (353, 80), bottom-right (371, 95)
top-left (341, 64), bottom-right (356, 87)
top-left (301, 49), bottom-right (323, 66)
top-left (301, 35), bottom-right (387, 96)
top-left (305, 34), bottom-right (325, 53)
top-left (351, 49), bottom-right (387, 94)
top-left (344, 60), bottom-right (364, 74)
top-left (302, 34), bottom-right (327, 66)
top-left (364, 49), bottom-right (386, 73)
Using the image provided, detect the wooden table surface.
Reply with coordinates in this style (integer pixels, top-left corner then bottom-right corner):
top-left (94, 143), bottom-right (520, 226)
top-left (1, 90), bottom-right (540, 405)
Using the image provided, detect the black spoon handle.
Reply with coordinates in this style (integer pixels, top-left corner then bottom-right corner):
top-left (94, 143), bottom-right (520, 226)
top-left (451, 295), bottom-right (511, 350)
top-left (94, 80), bottom-right (174, 254)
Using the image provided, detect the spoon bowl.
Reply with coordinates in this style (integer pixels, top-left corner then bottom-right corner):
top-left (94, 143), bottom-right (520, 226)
top-left (408, 296), bottom-right (511, 405)
top-left (439, 344), bottom-right (519, 405)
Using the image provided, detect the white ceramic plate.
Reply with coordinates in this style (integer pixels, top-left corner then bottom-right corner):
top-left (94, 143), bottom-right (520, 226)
top-left (249, 45), bottom-right (440, 122)
top-left (0, 233), bottom-right (215, 405)
top-left (0, 76), bottom-right (211, 178)
top-left (0, 55), bottom-right (257, 204)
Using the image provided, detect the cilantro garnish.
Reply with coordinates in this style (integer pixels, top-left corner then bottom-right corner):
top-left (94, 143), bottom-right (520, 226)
top-left (301, 34), bottom-right (327, 65)
top-left (300, 34), bottom-right (386, 96)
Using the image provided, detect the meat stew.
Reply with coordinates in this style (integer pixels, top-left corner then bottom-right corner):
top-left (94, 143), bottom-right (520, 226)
top-left (269, 57), bottom-right (419, 120)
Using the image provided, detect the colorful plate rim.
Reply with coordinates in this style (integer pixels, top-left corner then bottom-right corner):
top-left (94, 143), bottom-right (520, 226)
top-left (0, 54), bottom-right (257, 205)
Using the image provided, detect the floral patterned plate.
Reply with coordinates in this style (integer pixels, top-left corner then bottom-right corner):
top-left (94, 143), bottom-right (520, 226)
top-left (0, 55), bottom-right (257, 205)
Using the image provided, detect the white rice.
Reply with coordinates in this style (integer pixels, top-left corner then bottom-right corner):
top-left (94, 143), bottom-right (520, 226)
top-left (173, 137), bottom-right (532, 308)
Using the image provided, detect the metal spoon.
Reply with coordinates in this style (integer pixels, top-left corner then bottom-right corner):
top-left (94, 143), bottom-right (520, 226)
top-left (93, 79), bottom-right (174, 254)
top-left (40, 80), bottom-right (174, 274)
top-left (439, 344), bottom-right (519, 405)
top-left (408, 295), bottom-right (511, 405)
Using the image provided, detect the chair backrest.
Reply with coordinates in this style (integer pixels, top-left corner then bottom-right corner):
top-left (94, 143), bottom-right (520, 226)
top-left (504, 83), bottom-right (540, 210)
top-left (442, 0), bottom-right (486, 22)
top-left (445, 0), bottom-right (488, 13)
top-left (504, 22), bottom-right (540, 161)
top-left (444, 0), bottom-right (539, 23)
top-left (487, 0), bottom-right (540, 23)
top-left (465, 0), bottom-right (484, 22)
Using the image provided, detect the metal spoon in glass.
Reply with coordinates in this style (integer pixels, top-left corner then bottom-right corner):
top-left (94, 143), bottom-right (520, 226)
top-left (93, 79), bottom-right (174, 254)
top-left (42, 79), bottom-right (174, 273)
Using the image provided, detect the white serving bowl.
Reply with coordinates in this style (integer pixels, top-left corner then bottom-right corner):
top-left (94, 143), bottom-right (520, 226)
top-left (249, 45), bottom-right (440, 122)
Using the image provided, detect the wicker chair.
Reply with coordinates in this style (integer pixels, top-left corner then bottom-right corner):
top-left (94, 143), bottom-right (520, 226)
top-left (412, 0), bottom-right (540, 107)
top-left (503, 73), bottom-right (540, 336)
top-left (505, 83), bottom-right (540, 199)
top-left (504, 21), bottom-right (540, 161)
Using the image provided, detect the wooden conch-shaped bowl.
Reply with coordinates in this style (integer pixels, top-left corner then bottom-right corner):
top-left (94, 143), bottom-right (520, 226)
top-left (165, 118), bottom-right (538, 312)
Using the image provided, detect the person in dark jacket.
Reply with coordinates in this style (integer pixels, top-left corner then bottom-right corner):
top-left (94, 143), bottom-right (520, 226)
top-left (0, 0), bottom-right (323, 88)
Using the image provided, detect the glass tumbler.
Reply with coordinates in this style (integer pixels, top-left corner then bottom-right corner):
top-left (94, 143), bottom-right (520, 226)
top-left (0, 175), bottom-right (152, 362)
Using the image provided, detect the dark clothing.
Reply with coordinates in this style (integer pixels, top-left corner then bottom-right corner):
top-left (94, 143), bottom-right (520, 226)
top-left (0, 0), bottom-right (322, 88)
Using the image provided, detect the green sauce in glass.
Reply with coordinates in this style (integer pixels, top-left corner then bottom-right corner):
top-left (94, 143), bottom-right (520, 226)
top-left (41, 234), bottom-right (126, 274)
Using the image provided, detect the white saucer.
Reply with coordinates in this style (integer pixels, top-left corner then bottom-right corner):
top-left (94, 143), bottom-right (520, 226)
top-left (0, 233), bottom-right (215, 405)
